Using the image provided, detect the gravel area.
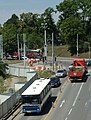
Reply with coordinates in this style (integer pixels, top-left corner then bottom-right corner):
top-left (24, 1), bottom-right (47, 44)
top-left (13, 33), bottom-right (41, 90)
top-left (4, 76), bottom-right (27, 92)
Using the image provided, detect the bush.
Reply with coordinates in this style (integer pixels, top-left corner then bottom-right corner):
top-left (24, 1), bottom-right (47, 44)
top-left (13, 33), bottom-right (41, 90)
top-left (37, 70), bottom-right (55, 78)
top-left (0, 76), bottom-right (6, 93)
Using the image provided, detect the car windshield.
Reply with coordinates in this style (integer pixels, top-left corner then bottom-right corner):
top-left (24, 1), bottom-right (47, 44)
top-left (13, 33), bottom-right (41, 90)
top-left (51, 77), bottom-right (57, 81)
top-left (87, 60), bottom-right (91, 63)
top-left (57, 70), bottom-right (65, 73)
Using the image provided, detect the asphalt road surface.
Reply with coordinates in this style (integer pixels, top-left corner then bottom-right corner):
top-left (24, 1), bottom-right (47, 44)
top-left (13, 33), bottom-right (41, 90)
top-left (47, 72), bottom-right (91, 120)
top-left (8, 58), bottom-right (91, 120)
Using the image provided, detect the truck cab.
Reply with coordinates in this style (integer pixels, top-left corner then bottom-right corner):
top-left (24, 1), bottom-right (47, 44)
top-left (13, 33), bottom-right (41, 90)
top-left (68, 58), bottom-right (88, 81)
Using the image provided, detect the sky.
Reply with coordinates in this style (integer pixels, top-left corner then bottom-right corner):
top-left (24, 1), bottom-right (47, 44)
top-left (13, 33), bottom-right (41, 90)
top-left (0, 0), bottom-right (63, 25)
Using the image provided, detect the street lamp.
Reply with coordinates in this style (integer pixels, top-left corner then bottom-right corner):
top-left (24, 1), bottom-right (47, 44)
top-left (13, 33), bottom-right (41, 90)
top-left (89, 44), bottom-right (90, 59)
top-left (44, 28), bottom-right (47, 62)
top-left (0, 35), bottom-right (3, 60)
top-left (52, 32), bottom-right (54, 71)
top-left (17, 34), bottom-right (20, 60)
top-left (41, 22), bottom-right (47, 63)
top-left (77, 34), bottom-right (78, 57)
top-left (23, 33), bottom-right (26, 67)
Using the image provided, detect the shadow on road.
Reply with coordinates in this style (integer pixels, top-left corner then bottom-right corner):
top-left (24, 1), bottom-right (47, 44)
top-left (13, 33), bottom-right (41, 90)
top-left (71, 75), bottom-right (88, 83)
top-left (24, 96), bottom-right (57, 116)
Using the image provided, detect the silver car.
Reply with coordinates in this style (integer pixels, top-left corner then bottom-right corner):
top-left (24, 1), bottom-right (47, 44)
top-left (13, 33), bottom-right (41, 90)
top-left (56, 69), bottom-right (67, 78)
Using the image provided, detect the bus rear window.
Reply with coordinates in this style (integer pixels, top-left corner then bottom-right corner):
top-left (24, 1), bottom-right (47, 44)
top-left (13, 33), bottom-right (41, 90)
top-left (22, 95), bottom-right (39, 104)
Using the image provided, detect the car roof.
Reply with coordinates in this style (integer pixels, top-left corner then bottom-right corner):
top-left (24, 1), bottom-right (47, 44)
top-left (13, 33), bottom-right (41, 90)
top-left (57, 69), bottom-right (65, 72)
top-left (50, 76), bottom-right (57, 78)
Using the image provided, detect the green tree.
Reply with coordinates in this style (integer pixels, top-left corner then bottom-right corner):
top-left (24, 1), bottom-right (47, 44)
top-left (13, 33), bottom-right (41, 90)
top-left (2, 14), bottom-right (19, 55)
top-left (56, 0), bottom-right (90, 55)
top-left (0, 24), bottom-right (2, 35)
top-left (0, 60), bottom-right (8, 78)
top-left (41, 7), bottom-right (58, 44)
top-left (19, 12), bottom-right (44, 49)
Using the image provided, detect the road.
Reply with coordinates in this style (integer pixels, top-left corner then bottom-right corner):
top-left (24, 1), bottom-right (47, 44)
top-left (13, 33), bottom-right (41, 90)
top-left (47, 70), bottom-right (91, 120)
top-left (12, 73), bottom-right (91, 120)
top-left (8, 59), bottom-right (91, 120)
top-left (11, 77), bottom-right (66, 120)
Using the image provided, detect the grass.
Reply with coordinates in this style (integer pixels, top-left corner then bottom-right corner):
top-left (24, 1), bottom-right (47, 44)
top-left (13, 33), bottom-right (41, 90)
top-left (37, 70), bottom-right (55, 78)
top-left (48, 45), bottom-right (90, 58)
top-left (2, 45), bottom-right (90, 65)
top-left (3, 59), bottom-right (23, 64)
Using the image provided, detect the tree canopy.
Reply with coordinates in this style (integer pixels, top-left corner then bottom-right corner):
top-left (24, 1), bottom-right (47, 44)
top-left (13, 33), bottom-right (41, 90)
top-left (1, 0), bottom-right (91, 56)
top-left (0, 60), bottom-right (8, 78)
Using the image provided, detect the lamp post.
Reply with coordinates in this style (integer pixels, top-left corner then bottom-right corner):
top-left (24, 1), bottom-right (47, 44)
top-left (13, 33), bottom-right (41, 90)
top-left (17, 34), bottom-right (20, 60)
top-left (52, 32), bottom-right (54, 71)
top-left (41, 21), bottom-right (47, 63)
top-left (44, 28), bottom-right (47, 62)
top-left (77, 34), bottom-right (78, 57)
top-left (88, 44), bottom-right (90, 59)
top-left (0, 35), bottom-right (3, 60)
top-left (23, 33), bottom-right (26, 67)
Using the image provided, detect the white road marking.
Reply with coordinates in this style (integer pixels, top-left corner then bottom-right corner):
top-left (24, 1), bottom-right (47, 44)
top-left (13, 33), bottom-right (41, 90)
top-left (65, 117), bottom-right (68, 120)
top-left (72, 83), bottom-right (75, 86)
top-left (68, 108), bottom-right (72, 115)
top-left (60, 99), bottom-right (65, 108)
top-left (73, 83), bottom-right (84, 106)
top-left (85, 102), bottom-right (87, 106)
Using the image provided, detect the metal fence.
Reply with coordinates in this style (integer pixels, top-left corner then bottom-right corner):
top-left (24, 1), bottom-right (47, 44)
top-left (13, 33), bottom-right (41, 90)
top-left (7, 66), bottom-right (33, 77)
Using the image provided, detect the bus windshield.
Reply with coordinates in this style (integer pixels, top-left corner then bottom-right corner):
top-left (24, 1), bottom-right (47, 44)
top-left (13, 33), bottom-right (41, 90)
top-left (22, 95), bottom-right (40, 104)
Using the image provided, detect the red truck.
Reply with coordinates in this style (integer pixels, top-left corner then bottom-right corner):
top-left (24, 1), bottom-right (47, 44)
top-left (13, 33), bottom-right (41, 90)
top-left (68, 58), bottom-right (88, 81)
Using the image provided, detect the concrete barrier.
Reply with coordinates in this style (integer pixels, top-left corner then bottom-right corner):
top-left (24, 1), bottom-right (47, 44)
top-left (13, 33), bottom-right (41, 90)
top-left (7, 66), bottom-right (31, 77)
top-left (0, 70), bottom-right (38, 119)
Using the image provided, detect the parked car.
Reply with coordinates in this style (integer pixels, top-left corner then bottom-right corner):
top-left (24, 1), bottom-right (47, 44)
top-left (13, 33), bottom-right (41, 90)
top-left (50, 76), bottom-right (60, 87)
top-left (56, 69), bottom-right (67, 78)
top-left (86, 60), bottom-right (91, 66)
top-left (21, 56), bottom-right (28, 60)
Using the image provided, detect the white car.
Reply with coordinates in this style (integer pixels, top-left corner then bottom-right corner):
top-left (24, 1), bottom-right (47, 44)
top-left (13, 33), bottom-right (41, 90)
top-left (21, 56), bottom-right (27, 60)
top-left (56, 69), bottom-right (67, 78)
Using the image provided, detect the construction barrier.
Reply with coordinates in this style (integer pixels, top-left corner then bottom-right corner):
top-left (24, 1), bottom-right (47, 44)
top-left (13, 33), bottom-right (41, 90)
top-left (56, 65), bottom-right (63, 70)
top-left (34, 66), bottom-right (46, 71)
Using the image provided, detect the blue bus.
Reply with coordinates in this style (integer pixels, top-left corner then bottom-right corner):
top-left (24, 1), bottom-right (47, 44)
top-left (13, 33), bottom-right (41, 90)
top-left (21, 78), bottom-right (51, 113)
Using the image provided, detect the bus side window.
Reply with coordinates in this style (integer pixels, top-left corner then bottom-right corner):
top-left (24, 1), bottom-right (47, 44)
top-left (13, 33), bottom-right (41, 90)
top-left (41, 92), bottom-right (43, 100)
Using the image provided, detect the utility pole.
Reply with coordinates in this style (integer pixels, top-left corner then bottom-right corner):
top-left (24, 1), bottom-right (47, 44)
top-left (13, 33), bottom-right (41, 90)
top-left (23, 33), bottom-right (26, 67)
top-left (77, 34), bottom-right (78, 57)
top-left (89, 44), bottom-right (90, 59)
top-left (52, 32), bottom-right (54, 71)
top-left (17, 34), bottom-right (20, 60)
top-left (0, 35), bottom-right (3, 60)
top-left (44, 28), bottom-right (47, 63)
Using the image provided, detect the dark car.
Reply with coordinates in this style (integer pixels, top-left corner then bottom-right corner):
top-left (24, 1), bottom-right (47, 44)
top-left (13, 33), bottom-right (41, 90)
top-left (86, 60), bottom-right (91, 66)
top-left (50, 76), bottom-right (60, 87)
